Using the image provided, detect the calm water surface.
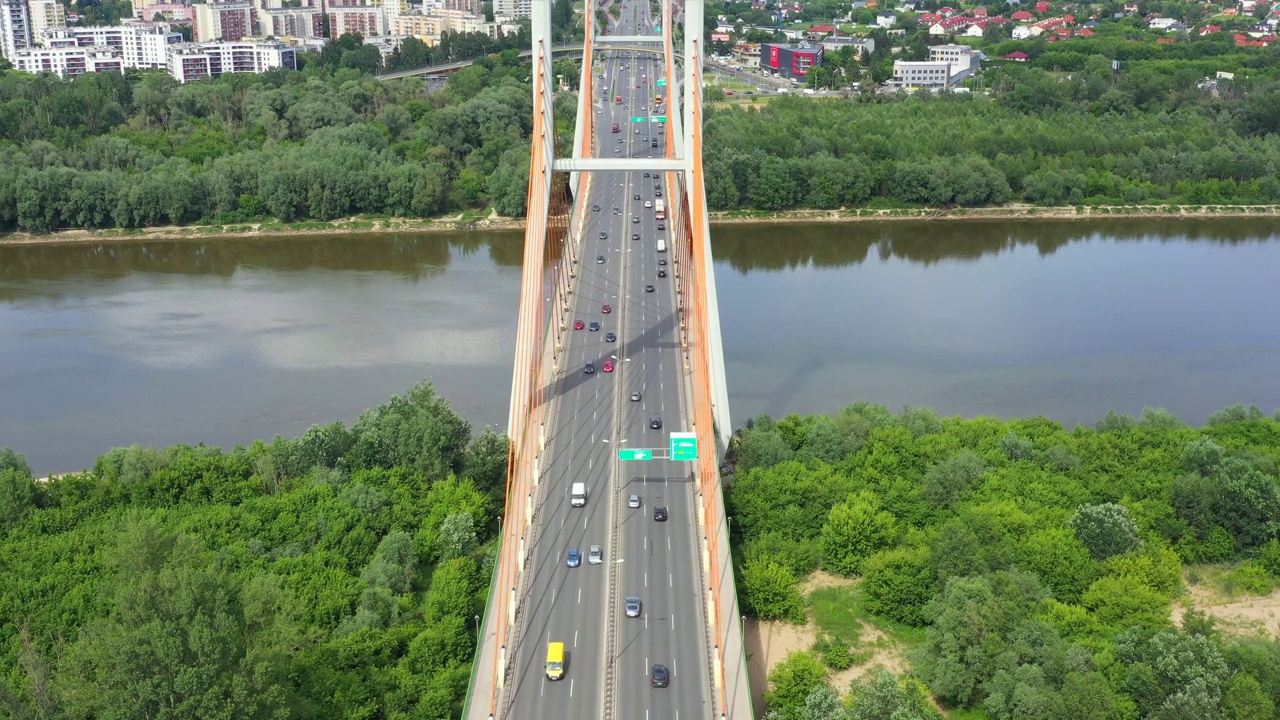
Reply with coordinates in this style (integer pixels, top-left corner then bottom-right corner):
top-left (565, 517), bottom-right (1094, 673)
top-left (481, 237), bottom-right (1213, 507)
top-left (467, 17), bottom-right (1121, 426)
top-left (2, 220), bottom-right (1278, 475)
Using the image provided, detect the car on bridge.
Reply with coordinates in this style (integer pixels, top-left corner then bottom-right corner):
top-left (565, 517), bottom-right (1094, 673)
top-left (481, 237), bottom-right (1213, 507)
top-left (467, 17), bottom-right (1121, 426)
top-left (606, 332), bottom-right (617, 342)
top-left (632, 233), bottom-right (640, 241)
top-left (628, 493), bottom-right (641, 507)
top-left (625, 596), bottom-right (642, 617)
top-left (574, 319), bottom-right (585, 330)
top-left (630, 391), bottom-right (641, 402)
top-left (584, 362), bottom-right (595, 374)
top-left (567, 548), bottom-right (581, 567)
top-left (657, 223), bottom-right (665, 230)
top-left (658, 269), bottom-right (667, 278)
top-left (588, 545), bottom-right (603, 564)
top-left (651, 664), bottom-right (670, 687)
top-left (599, 232), bottom-right (608, 240)
top-left (649, 416), bottom-right (662, 429)
top-left (658, 257), bottom-right (667, 265)
top-left (602, 304), bottom-right (612, 314)
top-left (645, 285), bottom-right (655, 293)
top-left (654, 506), bottom-right (668, 522)
top-left (589, 322), bottom-right (601, 331)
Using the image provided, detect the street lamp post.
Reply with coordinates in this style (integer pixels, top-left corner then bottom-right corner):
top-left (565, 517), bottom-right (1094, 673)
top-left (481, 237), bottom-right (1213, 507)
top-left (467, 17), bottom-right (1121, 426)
top-left (474, 614), bottom-right (481, 637)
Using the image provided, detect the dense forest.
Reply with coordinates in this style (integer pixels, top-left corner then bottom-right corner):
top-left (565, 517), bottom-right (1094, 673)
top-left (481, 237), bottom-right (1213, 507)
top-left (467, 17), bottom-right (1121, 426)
top-left (726, 403), bottom-right (1280, 720)
top-left (0, 381), bottom-right (509, 720)
top-left (5, 25), bottom-right (1280, 231)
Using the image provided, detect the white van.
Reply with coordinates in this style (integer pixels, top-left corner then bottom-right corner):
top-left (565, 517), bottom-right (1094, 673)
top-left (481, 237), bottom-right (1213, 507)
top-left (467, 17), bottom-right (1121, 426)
top-left (570, 482), bottom-right (587, 507)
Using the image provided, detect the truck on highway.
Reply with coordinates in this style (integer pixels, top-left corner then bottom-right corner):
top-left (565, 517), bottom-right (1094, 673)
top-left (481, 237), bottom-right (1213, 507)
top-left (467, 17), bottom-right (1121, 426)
top-left (654, 199), bottom-right (666, 220)
top-left (656, 238), bottom-right (667, 253)
top-left (612, 123), bottom-right (620, 133)
top-left (570, 482), bottom-right (587, 507)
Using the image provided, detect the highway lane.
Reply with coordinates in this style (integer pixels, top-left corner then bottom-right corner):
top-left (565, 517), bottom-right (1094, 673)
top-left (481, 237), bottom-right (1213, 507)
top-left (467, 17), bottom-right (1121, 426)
top-left (505, 1), bottom-right (709, 718)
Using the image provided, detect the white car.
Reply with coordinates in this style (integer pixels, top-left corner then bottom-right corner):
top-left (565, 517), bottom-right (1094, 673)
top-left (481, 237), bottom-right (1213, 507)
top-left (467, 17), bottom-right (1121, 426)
top-left (588, 545), bottom-right (603, 564)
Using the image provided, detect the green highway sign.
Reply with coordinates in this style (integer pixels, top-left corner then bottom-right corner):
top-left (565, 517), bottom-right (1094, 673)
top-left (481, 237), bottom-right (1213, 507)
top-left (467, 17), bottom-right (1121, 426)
top-left (669, 432), bottom-right (697, 461)
top-left (618, 449), bottom-right (653, 461)
top-left (656, 79), bottom-right (667, 87)
top-left (651, 116), bottom-right (667, 122)
top-left (630, 116), bottom-right (645, 122)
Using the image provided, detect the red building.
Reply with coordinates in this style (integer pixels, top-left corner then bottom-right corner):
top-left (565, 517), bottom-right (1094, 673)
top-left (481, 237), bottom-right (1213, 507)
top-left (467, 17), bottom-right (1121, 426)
top-left (761, 41), bottom-right (824, 79)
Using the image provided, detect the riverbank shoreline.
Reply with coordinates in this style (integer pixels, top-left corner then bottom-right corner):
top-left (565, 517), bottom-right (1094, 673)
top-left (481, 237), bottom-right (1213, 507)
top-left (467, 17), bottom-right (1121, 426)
top-left (3, 204), bottom-right (1279, 246)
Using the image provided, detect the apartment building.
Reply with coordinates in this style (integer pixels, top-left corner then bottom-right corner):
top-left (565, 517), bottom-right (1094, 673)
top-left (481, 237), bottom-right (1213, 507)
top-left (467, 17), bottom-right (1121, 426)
top-left (167, 38), bottom-right (297, 82)
top-left (1, 0), bottom-right (33, 62)
top-left (193, 1), bottom-right (254, 42)
top-left (893, 44), bottom-right (981, 88)
top-left (27, 0), bottom-right (63, 40)
top-left (38, 24), bottom-right (180, 68)
top-left (11, 44), bottom-right (124, 76)
top-left (328, 5), bottom-right (386, 37)
top-left (258, 6), bottom-right (325, 37)
top-left (493, 0), bottom-right (530, 20)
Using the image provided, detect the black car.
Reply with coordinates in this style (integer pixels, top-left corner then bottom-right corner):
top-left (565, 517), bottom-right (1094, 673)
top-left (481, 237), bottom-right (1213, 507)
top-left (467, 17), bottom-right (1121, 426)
top-left (605, 332), bottom-right (617, 342)
top-left (657, 223), bottom-right (665, 230)
top-left (597, 254), bottom-right (606, 263)
top-left (649, 416), bottom-right (662, 429)
top-left (599, 231), bottom-right (608, 240)
top-left (632, 216), bottom-right (640, 224)
top-left (655, 190), bottom-right (662, 197)
top-left (589, 321), bottom-right (600, 331)
top-left (658, 257), bottom-right (667, 265)
top-left (593, 204), bottom-right (601, 211)
top-left (644, 172), bottom-right (650, 178)
top-left (632, 233), bottom-right (640, 241)
top-left (634, 193), bottom-right (640, 200)
top-left (653, 507), bottom-right (668, 522)
top-left (651, 141), bottom-right (658, 148)
top-left (655, 184), bottom-right (661, 190)
top-left (645, 284), bottom-right (655, 293)
top-left (585, 362), bottom-right (596, 374)
top-left (658, 269), bottom-right (667, 278)
top-left (651, 664), bottom-right (669, 687)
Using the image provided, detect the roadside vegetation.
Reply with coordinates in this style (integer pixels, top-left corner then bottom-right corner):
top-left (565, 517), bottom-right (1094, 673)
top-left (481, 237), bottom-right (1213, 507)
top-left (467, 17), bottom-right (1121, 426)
top-left (0, 380), bottom-right (508, 720)
top-left (728, 402), bottom-right (1280, 720)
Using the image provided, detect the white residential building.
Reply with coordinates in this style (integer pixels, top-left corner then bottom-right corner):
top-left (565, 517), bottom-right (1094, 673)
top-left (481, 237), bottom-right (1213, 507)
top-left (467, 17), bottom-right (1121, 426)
top-left (493, 0), bottom-right (530, 19)
top-left (37, 25), bottom-right (181, 68)
top-left (1, 0), bottom-right (33, 62)
top-left (167, 38), bottom-right (297, 82)
top-left (10, 44), bottom-right (125, 76)
top-left (930, 43), bottom-right (978, 73)
top-left (1011, 24), bottom-right (1032, 39)
top-left (875, 11), bottom-right (896, 27)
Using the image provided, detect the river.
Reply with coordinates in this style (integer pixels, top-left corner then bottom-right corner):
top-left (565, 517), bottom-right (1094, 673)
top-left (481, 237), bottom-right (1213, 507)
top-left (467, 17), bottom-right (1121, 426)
top-left (2, 219), bottom-right (1278, 475)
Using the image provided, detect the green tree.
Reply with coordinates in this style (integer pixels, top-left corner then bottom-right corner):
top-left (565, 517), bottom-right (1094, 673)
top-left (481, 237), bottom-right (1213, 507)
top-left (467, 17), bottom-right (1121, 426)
top-left (1223, 673), bottom-right (1274, 720)
top-left (765, 651), bottom-right (828, 720)
top-left (922, 450), bottom-right (987, 510)
top-left (821, 493), bottom-right (898, 577)
top-left (740, 555), bottom-right (805, 621)
top-left (847, 669), bottom-right (940, 720)
top-left (1068, 503), bottom-right (1143, 560)
top-left (861, 546), bottom-right (933, 626)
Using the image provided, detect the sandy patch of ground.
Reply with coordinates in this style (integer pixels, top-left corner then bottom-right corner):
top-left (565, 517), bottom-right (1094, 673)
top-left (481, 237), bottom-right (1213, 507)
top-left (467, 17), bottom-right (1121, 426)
top-left (744, 574), bottom-right (913, 716)
top-left (1173, 573), bottom-right (1280, 639)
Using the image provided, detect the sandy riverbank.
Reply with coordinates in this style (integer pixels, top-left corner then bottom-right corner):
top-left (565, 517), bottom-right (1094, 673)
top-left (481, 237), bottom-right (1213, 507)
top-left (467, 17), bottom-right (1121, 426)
top-left (3, 204), bottom-right (1279, 246)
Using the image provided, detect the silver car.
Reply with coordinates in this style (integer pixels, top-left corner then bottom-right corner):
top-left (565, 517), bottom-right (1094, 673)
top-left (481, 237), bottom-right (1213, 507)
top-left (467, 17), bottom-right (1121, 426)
top-left (628, 494), bottom-right (641, 508)
top-left (588, 545), bottom-right (603, 564)
top-left (625, 596), bottom-right (641, 617)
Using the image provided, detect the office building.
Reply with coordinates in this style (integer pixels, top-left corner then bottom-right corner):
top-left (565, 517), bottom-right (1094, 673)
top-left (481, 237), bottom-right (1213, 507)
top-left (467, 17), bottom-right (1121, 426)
top-left (167, 38), bottom-right (296, 82)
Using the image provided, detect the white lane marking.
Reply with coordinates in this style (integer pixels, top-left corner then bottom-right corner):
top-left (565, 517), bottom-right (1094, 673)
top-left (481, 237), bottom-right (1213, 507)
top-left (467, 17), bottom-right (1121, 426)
top-left (644, 537), bottom-right (647, 550)
top-left (668, 537), bottom-right (671, 550)
top-left (671, 614), bottom-right (675, 630)
top-left (584, 515), bottom-right (588, 529)
top-left (645, 572), bottom-right (648, 587)
top-left (669, 573), bottom-right (673, 587)
top-left (578, 587), bottom-right (582, 603)
top-left (570, 678), bottom-right (574, 697)
top-left (574, 630), bottom-right (579, 647)
top-left (541, 677), bottom-right (546, 696)
top-left (645, 613), bottom-right (649, 629)
top-left (552, 589), bottom-right (556, 604)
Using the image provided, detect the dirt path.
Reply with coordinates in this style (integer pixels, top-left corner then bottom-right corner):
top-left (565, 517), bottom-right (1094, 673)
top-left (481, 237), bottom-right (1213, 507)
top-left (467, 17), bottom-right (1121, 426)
top-left (1174, 575), bottom-right (1280, 639)
top-left (743, 573), bottom-right (914, 716)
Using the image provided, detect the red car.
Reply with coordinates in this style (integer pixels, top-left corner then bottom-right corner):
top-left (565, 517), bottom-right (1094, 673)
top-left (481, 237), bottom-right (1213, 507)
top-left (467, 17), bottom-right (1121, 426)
top-left (603, 360), bottom-right (614, 373)
top-left (602, 304), bottom-right (612, 314)
top-left (574, 319), bottom-right (585, 330)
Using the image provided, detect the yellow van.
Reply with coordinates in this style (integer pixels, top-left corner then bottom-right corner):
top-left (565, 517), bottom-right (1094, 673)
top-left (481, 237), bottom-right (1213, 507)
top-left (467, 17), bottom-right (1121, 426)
top-left (545, 641), bottom-right (565, 680)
